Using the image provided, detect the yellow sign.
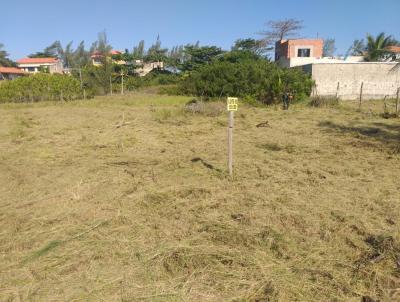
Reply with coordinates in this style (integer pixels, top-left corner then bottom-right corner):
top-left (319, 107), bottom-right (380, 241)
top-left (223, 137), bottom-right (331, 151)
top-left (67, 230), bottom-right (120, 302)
top-left (227, 97), bottom-right (238, 111)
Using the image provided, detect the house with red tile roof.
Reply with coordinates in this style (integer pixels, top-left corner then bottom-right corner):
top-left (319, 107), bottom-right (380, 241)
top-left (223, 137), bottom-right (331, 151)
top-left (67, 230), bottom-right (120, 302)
top-left (386, 46), bottom-right (400, 60)
top-left (0, 67), bottom-right (27, 80)
top-left (17, 57), bottom-right (64, 73)
top-left (91, 50), bottom-right (125, 66)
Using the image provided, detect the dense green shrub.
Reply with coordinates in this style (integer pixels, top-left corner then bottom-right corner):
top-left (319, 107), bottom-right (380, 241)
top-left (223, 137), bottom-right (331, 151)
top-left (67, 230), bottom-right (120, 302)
top-left (158, 85), bottom-right (183, 95)
top-left (125, 70), bottom-right (180, 91)
top-left (178, 59), bottom-right (314, 104)
top-left (0, 73), bottom-right (84, 103)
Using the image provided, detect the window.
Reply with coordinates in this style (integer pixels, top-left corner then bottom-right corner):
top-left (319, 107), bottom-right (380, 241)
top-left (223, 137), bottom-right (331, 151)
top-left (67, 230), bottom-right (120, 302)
top-left (27, 67), bottom-right (35, 72)
top-left (297, 48), bottom-right (311, 57)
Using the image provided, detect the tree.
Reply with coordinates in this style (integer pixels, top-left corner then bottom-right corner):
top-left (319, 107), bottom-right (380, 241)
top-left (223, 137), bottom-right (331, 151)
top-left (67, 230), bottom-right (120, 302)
top-left (132, 40), bottom-right (145, 60)
top-left (180, 45), bottom-right (224, 72)
top-left (31, 40), bottom-right (91, 68)
top-left (166, 45), bottom-right (185, 71)
top-left (28, 50), bottom-right (57, 58)
top-left (347, 39), bottom-right (366, 56)
top-left (364, 32), bottom-right (396, 61)
top-left (73, 41), bottom-right (91, 67)
top-left (0, 44), bottom-right (15, 67)
top-left (259, 18), bottom-right (304, 47)
top-left (232, 38), bottom-right (270, 57)
top-left (323, 38), bottom-right (336, 57)
top-left (145, 35), bottom-right (168, 62)
top-left (90, 30), bottom-right (112, 56)
top-left (28, 40), bottom-right (64, 59)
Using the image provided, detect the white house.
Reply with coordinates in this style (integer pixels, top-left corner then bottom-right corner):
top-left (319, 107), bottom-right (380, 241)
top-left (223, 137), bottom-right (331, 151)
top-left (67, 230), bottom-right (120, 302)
top-left (16, 57), bottom-right (64, 73)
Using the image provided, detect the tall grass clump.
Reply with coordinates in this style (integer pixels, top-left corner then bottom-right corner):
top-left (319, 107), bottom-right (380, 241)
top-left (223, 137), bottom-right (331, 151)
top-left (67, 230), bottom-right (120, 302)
top-left (309, 96), bottom-right (339, 107)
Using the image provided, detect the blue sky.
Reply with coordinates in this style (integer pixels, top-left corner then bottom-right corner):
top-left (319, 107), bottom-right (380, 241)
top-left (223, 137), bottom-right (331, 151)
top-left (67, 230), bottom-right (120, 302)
top-left (2, 0), bottom-right (399, 60)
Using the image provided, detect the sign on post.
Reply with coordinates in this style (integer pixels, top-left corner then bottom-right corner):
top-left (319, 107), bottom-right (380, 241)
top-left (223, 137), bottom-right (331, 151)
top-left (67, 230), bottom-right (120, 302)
top-left (227, 97), bottom-right (238, 176)
top-left (227, 97), bottom-right (238, 111)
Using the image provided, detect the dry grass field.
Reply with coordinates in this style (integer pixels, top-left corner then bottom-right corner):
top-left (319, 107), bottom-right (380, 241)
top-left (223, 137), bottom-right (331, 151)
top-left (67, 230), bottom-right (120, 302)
top-left (0, 93), bottom-right (399, 302)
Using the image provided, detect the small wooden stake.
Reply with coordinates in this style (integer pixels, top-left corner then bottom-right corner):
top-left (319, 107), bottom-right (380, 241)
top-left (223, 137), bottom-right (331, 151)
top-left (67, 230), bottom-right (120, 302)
top-left (336, 82), bottom-right (340, 100)
top-left (359, 82), bottom-right (364, 109)
top-left (121, 72), bottom-right (124, 95)
top-left (228, 111), bottom-right (234, 176)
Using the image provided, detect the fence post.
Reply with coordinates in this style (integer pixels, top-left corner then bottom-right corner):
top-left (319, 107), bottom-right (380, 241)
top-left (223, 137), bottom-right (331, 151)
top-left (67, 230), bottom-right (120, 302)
top-left (121, 72), bottom-right (124, 95)
top-left (396, 87), bottom-right (399, 117)
top-left (336, 82), bottom-right (340, 101)
top-left (359, 82), bottom-right (364, 109)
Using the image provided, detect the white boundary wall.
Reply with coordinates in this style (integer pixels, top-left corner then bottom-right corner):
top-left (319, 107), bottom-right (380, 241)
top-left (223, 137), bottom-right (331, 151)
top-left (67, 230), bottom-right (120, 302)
top-left (303, 63), bottom-right (400, 100)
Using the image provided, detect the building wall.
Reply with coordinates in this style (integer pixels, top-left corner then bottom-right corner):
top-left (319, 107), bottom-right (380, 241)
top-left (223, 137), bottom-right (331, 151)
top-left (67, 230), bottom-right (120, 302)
top-left (18, 62), bottom-right (63, 73)
top-left (276, 39), bottom-right (323, 61)
top-left (287, 39), bottom-right (323, 58)
top-left (307, 63), bottom-right (400, 100)
top-left (48, 61), bottom-right (64, 73)
top-left (136, 61), bottom-right (164, 77)
top-left (278, 56), bottom-right (364, 68)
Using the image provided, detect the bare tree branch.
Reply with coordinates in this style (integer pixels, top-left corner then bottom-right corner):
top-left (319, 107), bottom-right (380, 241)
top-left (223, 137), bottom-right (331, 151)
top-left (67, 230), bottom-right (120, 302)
top-left (259, 18), bottom-right (304, 47)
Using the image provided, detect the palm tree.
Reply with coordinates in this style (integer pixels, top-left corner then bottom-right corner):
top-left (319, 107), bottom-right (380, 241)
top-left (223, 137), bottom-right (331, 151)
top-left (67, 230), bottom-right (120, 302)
top-left (364, 32), bottom-right (396, 61)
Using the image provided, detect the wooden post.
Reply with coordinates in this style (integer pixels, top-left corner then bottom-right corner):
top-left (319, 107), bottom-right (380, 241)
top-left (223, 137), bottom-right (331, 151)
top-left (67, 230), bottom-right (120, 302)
top-left (83, 89), bottom-right (86, 100)
top-left (336, 82), bottom-right (340, 101)
top-left (396, 87), bottom-right (399, 117)
top-left (110, 76), bottom-right (113, 95)
top-left (121, 72), bottom-right (124, 95)
top-left (78, 68), bottom-right (83, 90)
top-left (228, 111), bottom-right (234, 176)
top-left (359, 82), bottom-right (364, 109)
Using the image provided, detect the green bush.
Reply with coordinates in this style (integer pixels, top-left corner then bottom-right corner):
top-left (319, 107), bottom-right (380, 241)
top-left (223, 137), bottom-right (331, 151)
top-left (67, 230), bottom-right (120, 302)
top-left (0, 73), bottom-right (84, 103)
top-left (158, 85), bottom-right (183, 95)
top-left (125, 70), bottom-right (180, 91)
top-left (178, 59), bottom-right (314, 104)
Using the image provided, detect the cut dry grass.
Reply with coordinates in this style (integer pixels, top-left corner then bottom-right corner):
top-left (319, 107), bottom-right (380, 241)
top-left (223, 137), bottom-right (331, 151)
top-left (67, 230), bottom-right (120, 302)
top-left (0, 94), bottom-right (399, 301)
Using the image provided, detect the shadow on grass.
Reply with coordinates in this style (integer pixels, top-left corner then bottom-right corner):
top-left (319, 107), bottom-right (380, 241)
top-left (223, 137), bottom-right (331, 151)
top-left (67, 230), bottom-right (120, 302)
top-left (319, 121), bottom-right (400, 153)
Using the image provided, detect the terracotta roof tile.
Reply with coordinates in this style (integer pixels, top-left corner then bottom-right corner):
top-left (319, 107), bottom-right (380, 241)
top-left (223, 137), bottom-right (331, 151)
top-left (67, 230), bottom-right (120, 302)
top-left (0, 67), bottom-right (26, 74)
top-left (387, 46), bottom-right (400, 53)
top-left (17, 57), bottom-right (59, 64)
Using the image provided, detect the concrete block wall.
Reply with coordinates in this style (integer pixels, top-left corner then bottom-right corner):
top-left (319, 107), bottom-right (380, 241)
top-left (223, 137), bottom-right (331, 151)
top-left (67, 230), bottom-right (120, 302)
top-left (308, 63), bottom-right (400, 100)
